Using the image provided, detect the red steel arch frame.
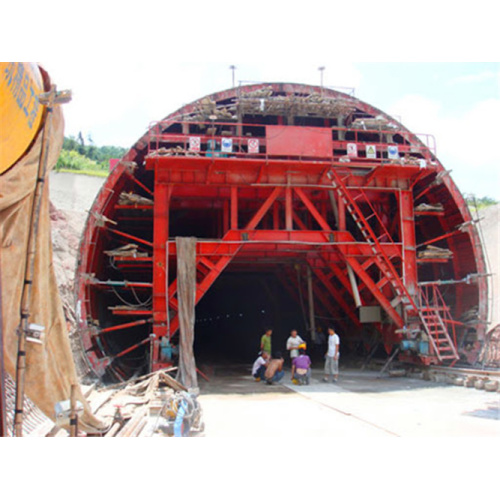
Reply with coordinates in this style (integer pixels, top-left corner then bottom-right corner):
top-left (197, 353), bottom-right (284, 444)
top-left (75, 83), bottom-right (488, 380)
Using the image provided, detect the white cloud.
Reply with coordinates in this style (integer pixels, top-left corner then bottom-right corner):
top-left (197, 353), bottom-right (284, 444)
top-left (448, 71), bottom-right (498, 86)
top-left (44, 61), bottom-right (362, 147)
top-left (40, 60), bottom-right (499, 198)
top-left (389, 94), bottom-right (500, 199)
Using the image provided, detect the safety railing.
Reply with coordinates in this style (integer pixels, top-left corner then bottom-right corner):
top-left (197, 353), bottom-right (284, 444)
top-left (419, 283), bottom-right (458, 350)
top-left (146, 120), bottom-right (437, 166)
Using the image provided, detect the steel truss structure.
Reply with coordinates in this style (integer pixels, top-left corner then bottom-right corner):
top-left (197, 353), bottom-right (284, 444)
top-left (75, 83), bottom-right (488, 381)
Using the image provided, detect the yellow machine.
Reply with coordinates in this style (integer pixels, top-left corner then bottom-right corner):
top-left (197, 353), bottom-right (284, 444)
top-left (0, 62), bottom-right (44, 173)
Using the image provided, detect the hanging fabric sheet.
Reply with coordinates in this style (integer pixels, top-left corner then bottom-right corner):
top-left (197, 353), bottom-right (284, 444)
top-left (175, 237), bottom-right (198, 389)
top-left (0, 68), bottom-right (106, 433)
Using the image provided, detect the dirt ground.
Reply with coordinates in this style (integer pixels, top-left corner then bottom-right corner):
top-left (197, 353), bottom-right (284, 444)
top-left (195, 363), bottom-right (500, 437)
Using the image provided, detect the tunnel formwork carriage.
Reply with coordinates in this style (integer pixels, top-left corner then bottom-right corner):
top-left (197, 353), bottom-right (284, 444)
top-left (75, 82), bottom-right (488, 382)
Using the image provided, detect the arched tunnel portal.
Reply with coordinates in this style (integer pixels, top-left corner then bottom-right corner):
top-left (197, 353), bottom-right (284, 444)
top-left (75, 82), bottom-right (488, 382)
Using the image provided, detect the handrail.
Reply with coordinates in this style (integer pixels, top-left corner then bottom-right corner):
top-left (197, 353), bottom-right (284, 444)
top-left (419, 283), bottom-right (458, 354)
top-left (146, 120), bottom-right (437, 164)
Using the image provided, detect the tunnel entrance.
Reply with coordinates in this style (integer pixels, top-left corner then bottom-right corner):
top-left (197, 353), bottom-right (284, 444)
top-left (76, 83), bottom-right (487, 383)
top-left (193, 271), bottom-right (307, 365)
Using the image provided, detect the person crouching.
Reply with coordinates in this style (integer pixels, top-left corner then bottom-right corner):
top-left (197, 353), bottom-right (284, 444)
top-left (264, 351), bottom-right (285, 385)
top-left (252, 351), bottom-right (269, 381)
top-left (291, 346), bottom-right (312, 385)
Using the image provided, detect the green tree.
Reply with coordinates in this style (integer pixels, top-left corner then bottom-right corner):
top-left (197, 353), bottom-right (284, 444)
top-left (465, 195), bottom-right (498, 210)
top-left (57, 136), bottom-right (128, 175)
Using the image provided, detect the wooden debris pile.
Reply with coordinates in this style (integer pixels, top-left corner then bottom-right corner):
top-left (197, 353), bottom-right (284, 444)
top-left (402, 154), bottom-right (425, 166)
top-left (147, 146), bottom-right (200, 157)
top-left (237, 90), bottom-right (355, 118)
top-left (104, 244), bottom-right (148, 258)
top-left (460, 306), bottom-right (480, 325)
top-left (417, 245), bottom-right (453, 259)
top-left (3, 372), bottom-right (57, 437)
top-left (118, 192), bottom-right (154, 206)
top-left (415, 202), bottom-right (444, 213)
top-left (87, 369), bottom-right (204, 437)
top-left (184, 97), bottom-right (236, 122)
top-left (478, 324), bottom-right (500, 368)
top-left (351, 116), bottom-right (398, 130)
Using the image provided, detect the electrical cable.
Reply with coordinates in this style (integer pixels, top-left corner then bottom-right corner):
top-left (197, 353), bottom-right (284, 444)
top-left (110, 286), bottom-right (152, 309)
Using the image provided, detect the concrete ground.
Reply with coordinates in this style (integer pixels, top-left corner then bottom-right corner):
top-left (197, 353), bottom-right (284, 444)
top-left (197, 364), bottom-right (500, 437)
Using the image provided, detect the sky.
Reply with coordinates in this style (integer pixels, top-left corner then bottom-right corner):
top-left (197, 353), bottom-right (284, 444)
top-left (42, 61), bottom-right (500, 200)
top-left (4, 1), bottom-right (499, 199)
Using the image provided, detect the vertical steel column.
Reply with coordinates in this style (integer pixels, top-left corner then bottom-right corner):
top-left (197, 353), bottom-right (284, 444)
top-left (223, 199), bottom-right (229, 234)
top-left (285, 186), bottom-right (293, 230)
top-left (273, 202), bottom-right (280, 229)
top-left (152, 182), bottom-right (172, 367)
top-left (230, 186), bottom-right (238, 230)
top-left (399, 190), bottom-right (418, 298)
top-left (338, 196), bottom-right (346, 231)
top-left (306, 265), bottom-right (317, 343)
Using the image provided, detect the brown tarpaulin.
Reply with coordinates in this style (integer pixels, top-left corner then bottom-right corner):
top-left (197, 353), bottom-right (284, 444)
top-left (176, 237), bottom-right (198, 389)
top-left (0, 101), bottom-right (106, 433)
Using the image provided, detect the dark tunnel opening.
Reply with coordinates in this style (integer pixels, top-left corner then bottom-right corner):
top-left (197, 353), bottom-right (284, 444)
top-left (193, 271), bottom-right (310, 366)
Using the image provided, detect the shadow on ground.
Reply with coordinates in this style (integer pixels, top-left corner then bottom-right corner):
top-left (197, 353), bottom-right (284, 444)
top-left (196, 362), bottom-right (449, 396)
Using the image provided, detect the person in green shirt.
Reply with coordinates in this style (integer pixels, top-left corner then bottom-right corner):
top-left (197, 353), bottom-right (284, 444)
top-left (260, 328), bottom-right (272, 356)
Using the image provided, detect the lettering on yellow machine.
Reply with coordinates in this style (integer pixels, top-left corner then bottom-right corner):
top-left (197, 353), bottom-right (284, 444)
top-left (0, 62), bottom-right (45, 173)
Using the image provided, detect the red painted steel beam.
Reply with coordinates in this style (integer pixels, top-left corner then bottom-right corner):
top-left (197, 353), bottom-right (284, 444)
top-left (399, 190), bottom-right (418, 297)
top-left (125, 168), bottom-right (154, 196)
top-left (107, 227), bottom-right (153, 248)
top-left (416, 229), bottom-right (462, 249)
top-left (310, 276), bottom-right (351, 327)
top-left (99, 319), bottom-right (150, 335)
top-left (151, 183), bottom-right (173, 368)
top-left (344, 256), bottom-right (404, 328)
top-left (322, 259), bottom-right (357, 302)
top-left (111, 309), bottom-right (153, 316)
top-left (162, 183), bottom-right (346, 340)
top-left (310, 265), bottom-right (362, 328)
top-left (282, 266), bottom-right (332, 322)
top-left (246, 186), bottom-right (283, 230)
top-left (113, 336), bottom-right (152, 359)
top-left (294, 187), bottom-right (332, 232)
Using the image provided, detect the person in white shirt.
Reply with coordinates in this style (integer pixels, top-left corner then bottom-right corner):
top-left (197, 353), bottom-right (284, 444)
top-left (286, 329), bottom-right (304, 365)
top-left (252, 351), bottom-right (269, 381)
top-left (323, 327), bottom-right (340, 382)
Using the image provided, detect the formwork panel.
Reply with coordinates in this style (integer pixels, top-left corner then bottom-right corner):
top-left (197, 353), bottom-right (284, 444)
top-left (266, 125), bottom-right (332, 158)
top-left (75, 82), bottom-right (488, 381)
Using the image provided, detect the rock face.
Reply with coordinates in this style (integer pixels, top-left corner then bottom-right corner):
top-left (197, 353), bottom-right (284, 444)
top-left (49, 202), bottom-right (92, 380)
top-left (478, 204), bottom-right (499, 329)
top-left (49, 172), bottom-right (104, 381)
top-left (50, 203), bottom-right (85, 326)
top-left (476, 204), bottom-right (500, 367)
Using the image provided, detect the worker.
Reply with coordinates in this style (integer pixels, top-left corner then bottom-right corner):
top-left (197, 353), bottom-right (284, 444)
top-left (323, 327), bottom-right (340, 383)
top-left (260, 328), bottom-right (273, 356)
top-left (286, 329), bottom-right (304, 365)
top-left (264, 351), bottom-right (285, 385)
top-left (160, 336), bottom-right (178, 362)
top-left (313, 326), bottom-right (326, 357)
top-left (291, 347), bottom-right (312, 385)
top-left (251, 351), bottom-right (269, 381)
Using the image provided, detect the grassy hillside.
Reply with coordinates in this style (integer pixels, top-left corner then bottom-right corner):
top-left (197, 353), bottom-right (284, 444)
top-left (56, 135), bottom-right (127, 177)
